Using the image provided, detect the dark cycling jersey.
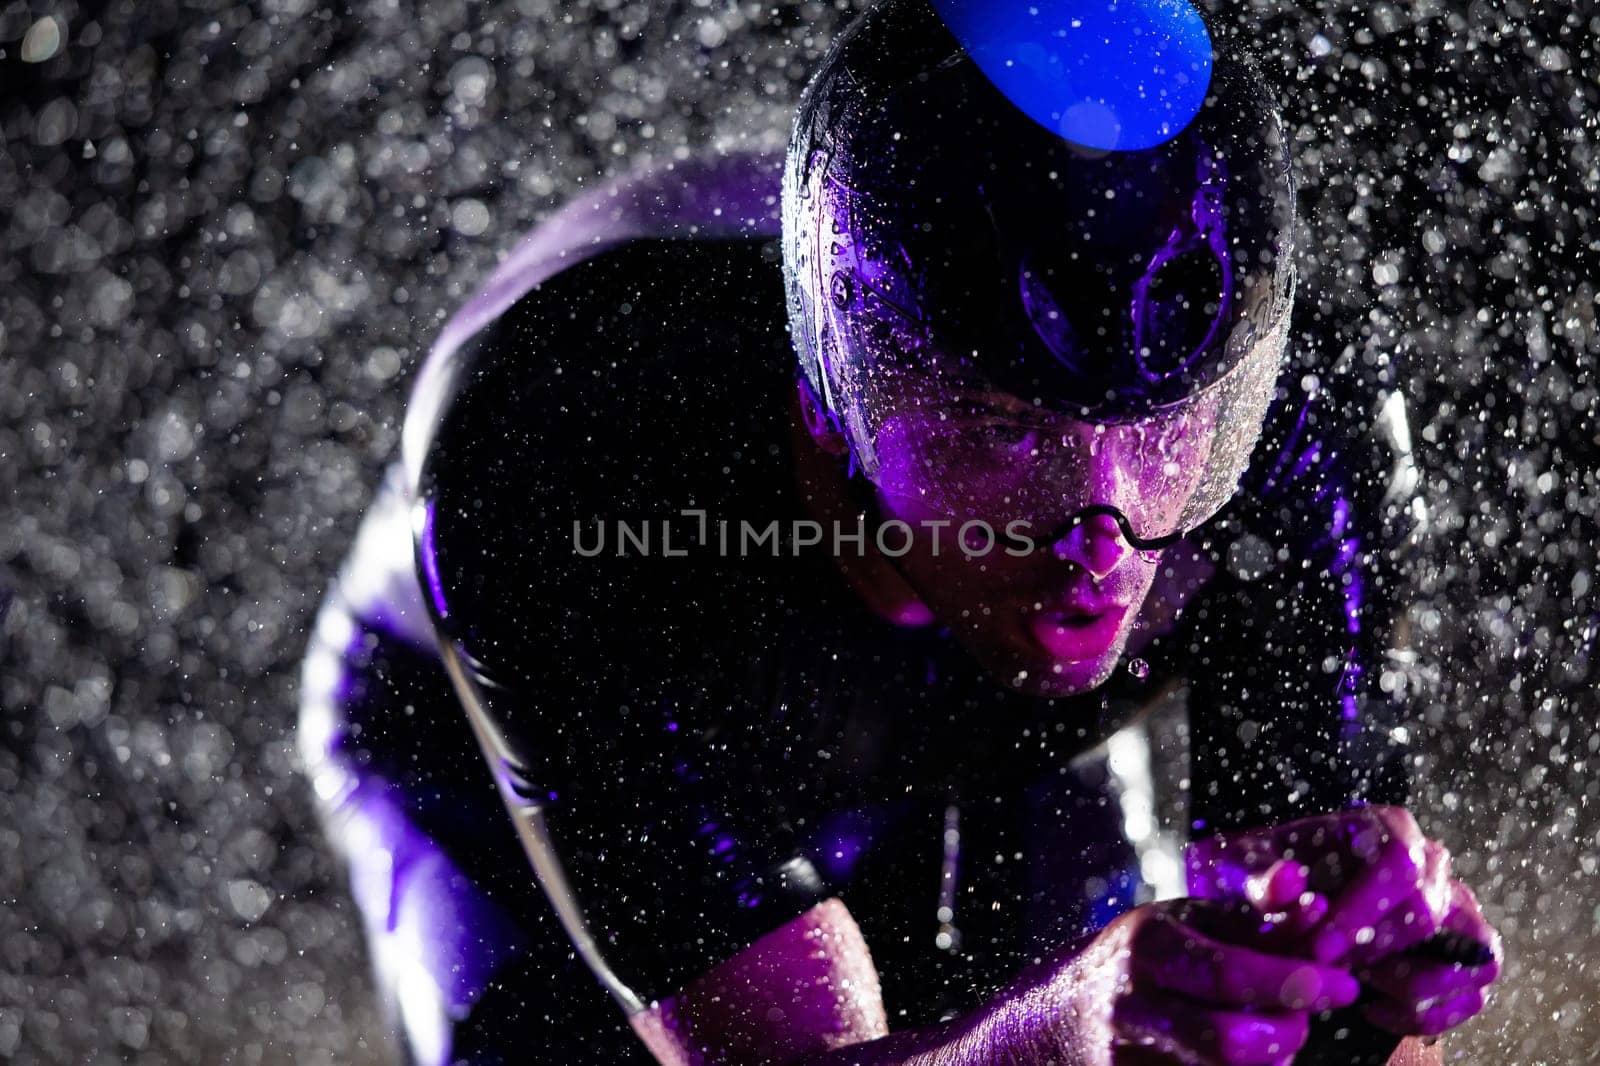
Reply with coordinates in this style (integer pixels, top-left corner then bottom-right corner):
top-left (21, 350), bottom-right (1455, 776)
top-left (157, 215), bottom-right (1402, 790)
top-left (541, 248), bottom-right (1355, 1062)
top-left (298, 157), bottom-right (1422, 1065)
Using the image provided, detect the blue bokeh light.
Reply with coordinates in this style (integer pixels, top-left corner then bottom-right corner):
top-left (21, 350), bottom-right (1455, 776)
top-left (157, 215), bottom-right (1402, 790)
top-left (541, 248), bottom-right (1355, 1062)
top-left (931, 0), bottom-right (1214, 152)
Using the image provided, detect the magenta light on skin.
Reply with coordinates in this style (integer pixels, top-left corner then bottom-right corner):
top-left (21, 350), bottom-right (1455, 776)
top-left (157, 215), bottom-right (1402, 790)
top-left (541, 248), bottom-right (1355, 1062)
top-left (930, 0), bottom-right (1214, 151)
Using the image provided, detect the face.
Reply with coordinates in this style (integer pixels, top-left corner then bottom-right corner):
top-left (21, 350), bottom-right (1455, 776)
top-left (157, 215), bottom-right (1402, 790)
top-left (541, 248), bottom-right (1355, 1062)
top-left (867, 389), bottom-right (1218, 697)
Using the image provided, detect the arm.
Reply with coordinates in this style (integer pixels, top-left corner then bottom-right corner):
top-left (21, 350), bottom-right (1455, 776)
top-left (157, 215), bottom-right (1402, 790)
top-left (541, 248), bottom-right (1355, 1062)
top-left (298, 469), bottom-right (650, 1063)
top-left (631, 896), bottom-right (1362, 1066)
top-left (630, 900), bottom-right (888, 1066)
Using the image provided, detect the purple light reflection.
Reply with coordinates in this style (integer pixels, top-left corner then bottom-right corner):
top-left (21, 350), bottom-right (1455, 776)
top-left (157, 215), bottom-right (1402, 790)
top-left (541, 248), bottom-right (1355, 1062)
top-left (417, 500), bottom-right (451, 621)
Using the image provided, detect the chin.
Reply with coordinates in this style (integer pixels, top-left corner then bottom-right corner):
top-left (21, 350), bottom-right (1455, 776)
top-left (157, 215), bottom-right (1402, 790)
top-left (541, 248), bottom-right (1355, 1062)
top-left (1016, 652), bottom-right (1124, 697)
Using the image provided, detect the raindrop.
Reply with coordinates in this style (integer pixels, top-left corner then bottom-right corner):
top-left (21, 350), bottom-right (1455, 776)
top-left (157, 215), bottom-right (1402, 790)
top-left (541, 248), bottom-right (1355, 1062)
top-left (21, 16), bottom-right (63, 63)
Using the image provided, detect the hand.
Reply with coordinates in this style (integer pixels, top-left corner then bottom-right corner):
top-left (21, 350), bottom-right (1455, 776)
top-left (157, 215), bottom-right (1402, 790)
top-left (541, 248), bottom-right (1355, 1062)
top-left (1355, 879), bottom-right (1500, 1038)
top-left (797, 897), bottom-right (1360, 1066)
top-left (1077, 899), bottom-right (1362, 1065)
top-left (1186, 807), bottom-right (1502, 1039)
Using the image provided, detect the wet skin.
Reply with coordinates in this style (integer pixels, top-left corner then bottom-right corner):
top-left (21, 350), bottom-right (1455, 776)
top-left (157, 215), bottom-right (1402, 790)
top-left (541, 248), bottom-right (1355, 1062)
top-left (803, 381), bottom-right (1217, 697)
top-left (781, 384), bottom-right (1500, 1063)
top-left (647, 823), bottom-right (1497, 1064)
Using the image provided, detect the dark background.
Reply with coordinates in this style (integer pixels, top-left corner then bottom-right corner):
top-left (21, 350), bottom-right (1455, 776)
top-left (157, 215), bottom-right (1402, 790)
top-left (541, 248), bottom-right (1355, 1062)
top-left (1, 1), bottom-right (1595, 1062)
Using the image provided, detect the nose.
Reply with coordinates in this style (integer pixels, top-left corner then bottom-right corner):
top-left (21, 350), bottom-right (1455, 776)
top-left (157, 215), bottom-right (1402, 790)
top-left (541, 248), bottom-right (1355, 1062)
top-left (1047, 425), bottom-right (1135, 579)
top-left (1052, 512), bottom-right (1132, 579)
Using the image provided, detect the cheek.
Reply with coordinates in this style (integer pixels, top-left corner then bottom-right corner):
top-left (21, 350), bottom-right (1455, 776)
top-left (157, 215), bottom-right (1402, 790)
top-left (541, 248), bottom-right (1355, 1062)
top-left (1125, 552), bottom-right (1165, 597)
top-left (891, 534), bottom-right (1037, 617)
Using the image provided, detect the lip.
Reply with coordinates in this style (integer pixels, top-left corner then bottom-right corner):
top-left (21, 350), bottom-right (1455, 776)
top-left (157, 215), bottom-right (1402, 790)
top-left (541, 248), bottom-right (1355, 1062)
top-left (1028, 604), bottom-right (1130, 663)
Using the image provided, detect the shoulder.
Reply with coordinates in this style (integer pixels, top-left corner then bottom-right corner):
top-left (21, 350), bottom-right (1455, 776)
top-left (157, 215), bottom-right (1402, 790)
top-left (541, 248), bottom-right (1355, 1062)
top-left (393, 149), bottom-right (796, 693)
top-left (412, 235), bottom-right (799, 693)
top-left (420, 234), bottom-right (795, 522)
top-left (402, 149), bottom-right (784, 489)
top-left (1236, 350), bottom-right (1426, 565)
top-left (299, 465), bottom-right (437, 784)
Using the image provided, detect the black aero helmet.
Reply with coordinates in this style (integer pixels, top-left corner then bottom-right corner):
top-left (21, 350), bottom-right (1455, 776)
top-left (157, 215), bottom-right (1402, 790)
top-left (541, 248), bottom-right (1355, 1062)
top-left (783, 0), bottom-right (1297, 548)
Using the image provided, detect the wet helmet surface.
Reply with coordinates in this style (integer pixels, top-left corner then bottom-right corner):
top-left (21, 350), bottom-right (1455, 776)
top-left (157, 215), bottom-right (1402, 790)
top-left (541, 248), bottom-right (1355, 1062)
top-left (783, 0), bottom-right (1298, 545)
